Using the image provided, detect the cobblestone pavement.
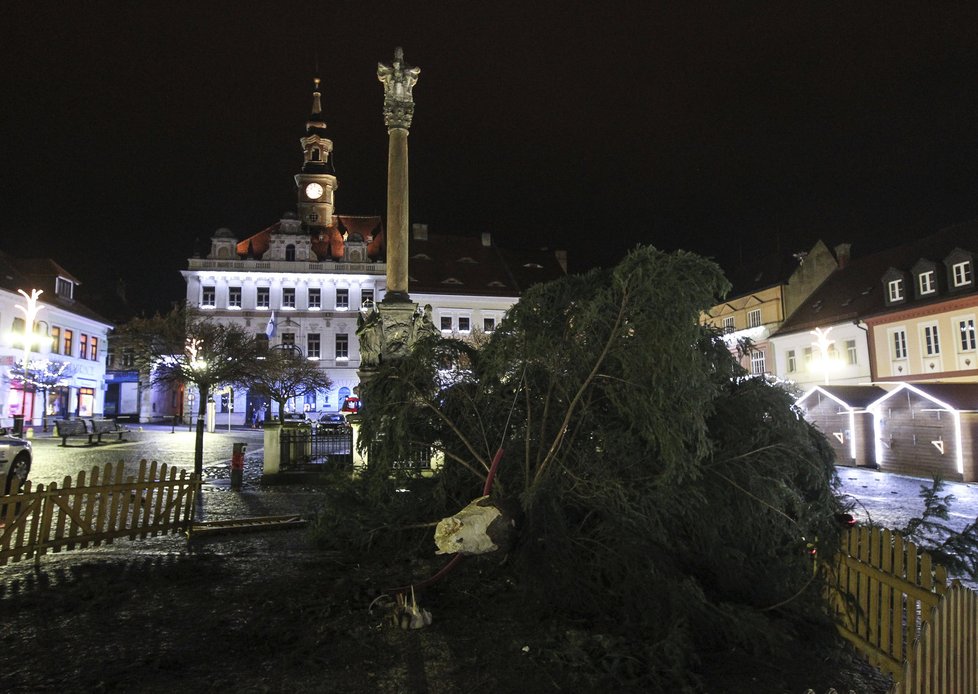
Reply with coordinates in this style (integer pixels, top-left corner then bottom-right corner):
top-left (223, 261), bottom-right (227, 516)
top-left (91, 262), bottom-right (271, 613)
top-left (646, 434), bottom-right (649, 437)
top-left (836, 466), bottom-right (978, 533)
top-left (21, 424), bottom-right (327, 527)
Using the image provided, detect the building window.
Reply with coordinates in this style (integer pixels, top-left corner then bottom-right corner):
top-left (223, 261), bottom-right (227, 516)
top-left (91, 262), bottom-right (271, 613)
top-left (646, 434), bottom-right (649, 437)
top-left (281, 332), bottom-right (295, 350)
top-left (307, 333), bottom-right (320, 359)
top-left (750, 350), bottom-right (766, 375)
top-left (228, 287), bottom-right (242, 308)
top-left (335, 333), bottom-right (349, 360)
top-left (285, 244), bottom-right (296, 261)
top-left (79, 334), bottom-right (89, 360)
top-left (892, 329), bottom-right (908, 360)
top-left (953, 261), bottom-right (973, 287)
top-left (122, 347), bottom-right (135, 368)
top-left (308, 288), bottom-right (321, 309)
top-left (786, 349), bottom-right (796, 373)
top-left (918, 271), bottom-right (936, 295)
top-left (55, 277), bottom-right (74, 299)
top-left (458, 316), bottom-right (471, 332)
top-left (63, 329), bottom-right (73, 357)
top-left (361, 288), bottom-right (374, 307)
top-left (336, 288), bottom-right (349, 310)
top-left (89, 336), bottom-right (99, 361)
top-left (440, 316), bottom-right (453, 331)
top-left (201, 286), bottom-right (216, 308)
top-left (77, 387), bottom-right (95, 417)
top-left (257, 287), bottom-right (270, 308)
top-left (804, 346), bottom-right (813, 365)
top-left (959, 318), bottom-right (976, 352)
top-left (484, 317), bottom-right (496, 333)
top-left (51, 326), bottom-right (61, 355)
top-left (845, 339), bottom-right (857, 365)
top-left (922, 324), bottom-right (941, 356)
top-left (887, 279), bottom-right (904, 302)
top-left (722, 316), bottom-right (735, 333)
top-left (282, 288), bottom-right (296, 309)
top-left (747, 309), bottom-right (762, 328)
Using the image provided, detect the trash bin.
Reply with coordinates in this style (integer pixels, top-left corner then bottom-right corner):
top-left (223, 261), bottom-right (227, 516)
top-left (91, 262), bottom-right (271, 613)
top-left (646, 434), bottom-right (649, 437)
top-left (231, 442), bottom-right (247, 490)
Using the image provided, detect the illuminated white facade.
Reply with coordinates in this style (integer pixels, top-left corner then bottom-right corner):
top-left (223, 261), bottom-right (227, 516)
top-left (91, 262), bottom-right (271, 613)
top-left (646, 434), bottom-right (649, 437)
top-left (0, 254), bottom-right (111, 429)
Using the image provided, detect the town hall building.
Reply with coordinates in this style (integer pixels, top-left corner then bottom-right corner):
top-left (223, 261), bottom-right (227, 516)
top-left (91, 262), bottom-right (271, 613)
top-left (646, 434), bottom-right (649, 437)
top-left (179, 78), bottom-right (565, 425)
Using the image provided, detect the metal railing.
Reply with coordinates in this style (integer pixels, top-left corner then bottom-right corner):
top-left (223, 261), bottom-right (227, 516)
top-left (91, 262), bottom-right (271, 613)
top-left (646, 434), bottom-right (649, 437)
top-left (279, 426), bottom-right (354, 471)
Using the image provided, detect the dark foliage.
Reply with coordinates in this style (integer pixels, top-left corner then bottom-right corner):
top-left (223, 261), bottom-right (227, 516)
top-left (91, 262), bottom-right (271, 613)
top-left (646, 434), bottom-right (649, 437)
top-left (895, 477), bottom-right (978, 580)
top-left (352, 246), bottom-right (852, 689)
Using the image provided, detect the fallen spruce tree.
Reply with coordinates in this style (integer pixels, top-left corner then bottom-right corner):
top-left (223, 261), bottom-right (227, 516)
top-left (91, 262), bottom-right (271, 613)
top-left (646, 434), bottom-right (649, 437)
top-left (345, 245), bottom-right (869, 691)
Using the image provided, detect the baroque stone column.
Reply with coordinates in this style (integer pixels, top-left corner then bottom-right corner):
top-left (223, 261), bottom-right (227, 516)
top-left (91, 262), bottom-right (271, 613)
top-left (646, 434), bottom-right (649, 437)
top-left (378, 46), bottom-right (419, 304)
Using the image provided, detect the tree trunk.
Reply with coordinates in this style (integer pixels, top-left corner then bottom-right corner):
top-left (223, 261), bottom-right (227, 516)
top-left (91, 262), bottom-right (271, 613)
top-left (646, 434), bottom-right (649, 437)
top-left (433, 495), bottom-right (517, 556)
top-left (194, 384), bottom-right (209, 478)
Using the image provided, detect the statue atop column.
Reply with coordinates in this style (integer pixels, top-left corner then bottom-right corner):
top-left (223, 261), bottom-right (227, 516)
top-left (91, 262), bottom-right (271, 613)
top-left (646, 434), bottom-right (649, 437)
top-left (378, 47), bottom-right (421, 130)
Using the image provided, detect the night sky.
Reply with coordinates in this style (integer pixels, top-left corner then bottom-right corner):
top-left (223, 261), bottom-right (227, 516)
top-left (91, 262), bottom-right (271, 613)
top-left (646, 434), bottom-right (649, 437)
top-left (4, 2), bottom-right (978, 315)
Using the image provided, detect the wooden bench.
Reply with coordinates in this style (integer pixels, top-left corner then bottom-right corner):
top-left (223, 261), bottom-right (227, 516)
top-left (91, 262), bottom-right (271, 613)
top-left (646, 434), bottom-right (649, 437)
top-left (55, 419), bottom-right (95, 446)
top-left (90, 418), bottom-right (130, 443)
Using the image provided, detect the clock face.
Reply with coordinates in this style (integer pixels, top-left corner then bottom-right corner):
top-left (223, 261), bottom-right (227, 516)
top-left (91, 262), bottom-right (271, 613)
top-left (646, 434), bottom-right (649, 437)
top-left (305, 182), bottom-right (324, 200)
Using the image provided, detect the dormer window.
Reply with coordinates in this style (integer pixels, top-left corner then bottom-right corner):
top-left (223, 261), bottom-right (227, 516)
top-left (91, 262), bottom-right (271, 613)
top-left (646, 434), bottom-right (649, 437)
top-left (887, 279), bottom-right (904, 302)
top-left (285, 244), bottom-right (296, 261)
top-left (55, 276), bottom-right (74, 299)
top-left (919, 270), bottom-right (936, 295)
top-left (953, 261), bottom-right (973, 287)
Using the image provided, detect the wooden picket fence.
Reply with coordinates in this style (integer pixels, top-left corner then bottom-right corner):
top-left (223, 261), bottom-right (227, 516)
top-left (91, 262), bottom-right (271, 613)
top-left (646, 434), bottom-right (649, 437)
top-left (0, 460), bottom-right (199, 566)
top-left (830, 526), bottom-right (978, 692)
top-left (893, 583), bottom-right (978, 694)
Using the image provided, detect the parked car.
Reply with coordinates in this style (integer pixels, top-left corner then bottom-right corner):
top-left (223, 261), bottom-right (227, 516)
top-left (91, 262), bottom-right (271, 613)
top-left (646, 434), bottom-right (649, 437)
top-left (281, 412), bottom-right (309, 426)
top-left (0, 428), bottom-right (32, 494)
top-left (317, 413), bottom-right (350, 432)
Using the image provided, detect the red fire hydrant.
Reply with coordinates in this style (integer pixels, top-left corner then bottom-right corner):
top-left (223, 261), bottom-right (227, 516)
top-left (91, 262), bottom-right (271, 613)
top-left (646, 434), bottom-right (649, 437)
top-left (231, 442), bottom-right (246, 490)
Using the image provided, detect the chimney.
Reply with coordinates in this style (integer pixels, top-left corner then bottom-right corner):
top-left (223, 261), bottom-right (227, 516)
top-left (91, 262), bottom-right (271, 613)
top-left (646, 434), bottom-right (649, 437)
top-left (481, 232), bottom-right (492, 247)
top-left (555, 249), bottom-right (568, 273)
top-left (834, 243), bottom-right (851, 269)
top-left (412, 223), bottom-right (428, 241)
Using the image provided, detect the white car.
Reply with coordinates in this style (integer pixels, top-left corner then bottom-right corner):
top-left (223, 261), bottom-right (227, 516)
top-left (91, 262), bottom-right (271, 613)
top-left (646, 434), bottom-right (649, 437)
top-left (0, 428), bottom-right (32, 494)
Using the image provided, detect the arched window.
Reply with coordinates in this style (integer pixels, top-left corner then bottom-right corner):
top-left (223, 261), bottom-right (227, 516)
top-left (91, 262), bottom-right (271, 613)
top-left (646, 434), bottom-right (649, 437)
top-left (311, 149), bottom-right (320, 161)
top-left (285, 244), bottom-right (296, 261)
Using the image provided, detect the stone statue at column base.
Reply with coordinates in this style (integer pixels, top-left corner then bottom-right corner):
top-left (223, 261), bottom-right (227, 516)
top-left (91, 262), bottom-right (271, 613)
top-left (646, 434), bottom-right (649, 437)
top-left (356, 299), bottom-right (439, 373)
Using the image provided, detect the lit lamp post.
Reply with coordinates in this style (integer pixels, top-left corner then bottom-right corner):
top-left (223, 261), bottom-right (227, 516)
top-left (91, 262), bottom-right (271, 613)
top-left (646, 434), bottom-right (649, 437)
top-left (13, 289), bottom-right (45, 435)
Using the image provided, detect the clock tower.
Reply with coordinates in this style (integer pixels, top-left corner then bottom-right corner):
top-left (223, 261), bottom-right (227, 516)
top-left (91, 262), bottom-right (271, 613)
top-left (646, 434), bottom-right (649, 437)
top-left (295, 78), bottom-right (338, 231)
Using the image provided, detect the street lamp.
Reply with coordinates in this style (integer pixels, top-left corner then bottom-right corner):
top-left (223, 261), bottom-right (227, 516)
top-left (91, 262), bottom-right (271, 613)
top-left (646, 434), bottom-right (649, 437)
top-left (13, 289), bottom-right (45, 435)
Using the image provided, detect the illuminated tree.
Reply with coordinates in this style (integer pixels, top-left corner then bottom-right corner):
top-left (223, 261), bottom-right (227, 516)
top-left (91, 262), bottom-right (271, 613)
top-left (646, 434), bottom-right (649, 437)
top-left (10, 359), bottom-right (76, 422)
top-left (241, 346), bottom-right (333, 423)
top-left (121, 307), bottom-right (262, 477)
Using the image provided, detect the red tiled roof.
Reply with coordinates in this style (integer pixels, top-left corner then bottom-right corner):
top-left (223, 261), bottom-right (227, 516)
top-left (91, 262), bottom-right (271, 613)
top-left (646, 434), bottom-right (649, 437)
top-left (236, 216), bottom-right (385, 262)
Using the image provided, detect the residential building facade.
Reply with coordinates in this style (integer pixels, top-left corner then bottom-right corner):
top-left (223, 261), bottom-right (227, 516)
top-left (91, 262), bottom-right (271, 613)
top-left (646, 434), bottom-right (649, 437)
top-left (702, 240), bottom-right (838, 378)
top-left (0, 252), bottom-right (112, 429)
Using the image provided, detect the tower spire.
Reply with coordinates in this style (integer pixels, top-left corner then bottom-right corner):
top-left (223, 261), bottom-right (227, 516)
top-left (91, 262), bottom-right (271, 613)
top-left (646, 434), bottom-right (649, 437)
top-left (295, 77), bottom-right (338, 234)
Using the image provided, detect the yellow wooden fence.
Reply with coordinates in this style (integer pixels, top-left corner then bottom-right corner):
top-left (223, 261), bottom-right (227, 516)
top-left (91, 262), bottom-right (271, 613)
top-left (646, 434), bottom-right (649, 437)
top-left (831, 525), bottom-right (978, 691)
top-left (893, 583), bottom-right (978, 694)
top-left (0, 460), bottom-right (199, 566)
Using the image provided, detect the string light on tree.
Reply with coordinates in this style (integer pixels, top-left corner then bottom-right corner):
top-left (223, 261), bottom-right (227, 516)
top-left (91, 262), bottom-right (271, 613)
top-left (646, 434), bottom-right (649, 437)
top-left (809, 326), bottom-right (843, 385)
top-left (12, 289), bottom-right (46, 431)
